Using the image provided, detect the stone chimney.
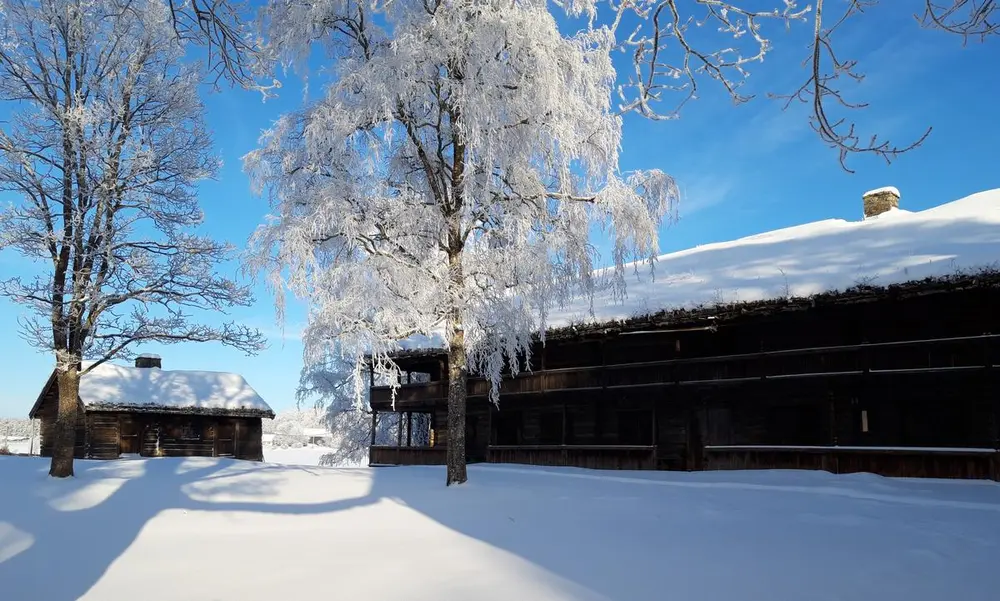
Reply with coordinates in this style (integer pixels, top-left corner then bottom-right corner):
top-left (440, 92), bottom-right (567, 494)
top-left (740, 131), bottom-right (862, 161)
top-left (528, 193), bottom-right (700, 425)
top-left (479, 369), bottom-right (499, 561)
top-left (863, 186), bottom-right (900, 219)
top-left (135, 353), bottom-right (162, 369)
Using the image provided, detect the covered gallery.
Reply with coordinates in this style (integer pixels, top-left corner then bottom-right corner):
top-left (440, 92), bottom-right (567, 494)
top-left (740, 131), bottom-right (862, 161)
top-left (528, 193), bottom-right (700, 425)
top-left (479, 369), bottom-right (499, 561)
top-left (369, 188), bottom-right (1000, 479)
top-left (29, 354), bottom-right (274, 460)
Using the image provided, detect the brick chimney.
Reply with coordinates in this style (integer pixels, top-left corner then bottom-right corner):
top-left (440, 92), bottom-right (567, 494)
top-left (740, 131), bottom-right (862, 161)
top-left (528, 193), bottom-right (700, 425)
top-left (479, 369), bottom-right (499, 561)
top-left (863, 186), bottom-right (900, 219)
top-left (135, 353), bottom-right (162, 369)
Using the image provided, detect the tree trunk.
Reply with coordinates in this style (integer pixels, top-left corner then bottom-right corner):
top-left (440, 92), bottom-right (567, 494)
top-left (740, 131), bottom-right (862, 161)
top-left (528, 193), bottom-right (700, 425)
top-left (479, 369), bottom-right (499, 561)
top-left (50, 367), bottom-right (80, 478)
top-left (446, 328), bottom-right (468, 486)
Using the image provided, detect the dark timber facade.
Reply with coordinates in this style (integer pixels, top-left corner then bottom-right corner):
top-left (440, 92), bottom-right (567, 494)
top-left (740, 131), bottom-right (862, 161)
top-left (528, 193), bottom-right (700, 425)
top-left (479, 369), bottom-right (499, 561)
top-left (369, 272), bottom-right (1000, 480)
top-left (28, 368), bottom-right (272, 462)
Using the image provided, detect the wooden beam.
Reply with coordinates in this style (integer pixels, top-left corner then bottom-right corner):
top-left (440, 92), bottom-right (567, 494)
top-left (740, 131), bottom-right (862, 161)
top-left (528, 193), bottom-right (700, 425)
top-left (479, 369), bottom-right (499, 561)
top-left (370, 410), bottom-right (378, 447)
top-left (406, 411), bottom-right (412, 447)
top-left (397, 413), bottom-right (403, 448)
top-left (561, 403), bottom-right (567, 445)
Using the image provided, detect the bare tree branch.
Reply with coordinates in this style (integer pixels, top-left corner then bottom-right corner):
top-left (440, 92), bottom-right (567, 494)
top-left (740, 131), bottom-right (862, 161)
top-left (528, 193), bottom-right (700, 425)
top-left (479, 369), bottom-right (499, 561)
top-left (919, 0), bottom-right (999, 41)
top-left (617, 0), bottom-right (991, 170)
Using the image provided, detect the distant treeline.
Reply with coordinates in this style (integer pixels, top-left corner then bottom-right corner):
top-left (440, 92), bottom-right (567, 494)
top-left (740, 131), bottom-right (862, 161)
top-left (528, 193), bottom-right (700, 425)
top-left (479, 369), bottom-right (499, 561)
top-left (0, 418), bottom-right (34, 440)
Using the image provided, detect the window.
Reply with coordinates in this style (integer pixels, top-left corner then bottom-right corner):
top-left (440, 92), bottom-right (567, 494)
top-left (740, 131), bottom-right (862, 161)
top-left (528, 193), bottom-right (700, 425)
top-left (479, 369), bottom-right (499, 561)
top-left (494, 411), bottom-right (522, 445)
top-left (539, 412), bottom-right (563, 445)
top-left (618, 410), bottom-right (654, 445)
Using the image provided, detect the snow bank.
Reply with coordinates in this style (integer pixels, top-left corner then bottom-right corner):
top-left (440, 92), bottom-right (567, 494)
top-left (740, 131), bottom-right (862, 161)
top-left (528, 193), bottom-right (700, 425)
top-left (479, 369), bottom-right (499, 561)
top-left (549, 188), bottom-right (1000, 327)
top-left (77, 362), bottom-right (272, 415)
top-left (2, 457), bottom-right (1000, 601)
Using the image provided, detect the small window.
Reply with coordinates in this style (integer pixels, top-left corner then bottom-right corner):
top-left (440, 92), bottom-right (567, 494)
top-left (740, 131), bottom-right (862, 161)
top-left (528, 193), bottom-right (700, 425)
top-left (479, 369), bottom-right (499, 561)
top-left (539, 412), bottom-right (563, 445)
top-left (618, 410), bottom-right (653, 445)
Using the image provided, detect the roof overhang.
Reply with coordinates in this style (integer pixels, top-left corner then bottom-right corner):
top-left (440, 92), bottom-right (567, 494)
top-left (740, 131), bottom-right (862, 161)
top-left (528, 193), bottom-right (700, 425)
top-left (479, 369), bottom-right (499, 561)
top-left (28, 368), bottom-right (275, 420)
top-left (85, 403), bottom-right (275, 419)
top-left (27, 370), bottom-right (56, 419)
top-left (371, 268), bottom-right (1000, 361)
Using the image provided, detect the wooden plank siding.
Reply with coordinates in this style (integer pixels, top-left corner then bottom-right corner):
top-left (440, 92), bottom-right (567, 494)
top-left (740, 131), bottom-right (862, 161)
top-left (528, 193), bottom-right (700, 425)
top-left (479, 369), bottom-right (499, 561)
top-left (371, 445), bottom-right (447, 465)
top-left (35, 381), bottom-right (86, 459)
top-left (369, 279), bottom-right (1000, 480)
top-left (32, 385), bottom-right (266, 461)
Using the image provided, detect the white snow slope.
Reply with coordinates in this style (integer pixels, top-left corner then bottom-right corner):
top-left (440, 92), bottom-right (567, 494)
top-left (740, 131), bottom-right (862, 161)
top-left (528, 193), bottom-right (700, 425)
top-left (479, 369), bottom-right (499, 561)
top-left (69, 361), bottom-right (272, 414)
top-left (552, 188), bottom-right (1000, 327)
top-left (2, 457), bottom-right (1000, 601)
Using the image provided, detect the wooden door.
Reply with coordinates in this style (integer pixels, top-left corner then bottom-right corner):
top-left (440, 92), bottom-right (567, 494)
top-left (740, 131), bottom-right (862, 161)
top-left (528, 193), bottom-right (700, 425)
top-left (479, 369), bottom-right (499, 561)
top-left (119, 417), bottom-right (140, 455)
top-left (466, 415), bottom-right (486, 462)
top-left (215, 420), bottom-right (235, 457)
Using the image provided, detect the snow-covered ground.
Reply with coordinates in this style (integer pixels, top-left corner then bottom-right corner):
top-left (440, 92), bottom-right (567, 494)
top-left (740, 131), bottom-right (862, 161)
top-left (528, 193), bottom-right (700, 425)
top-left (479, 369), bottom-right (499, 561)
top-left (263, 444), bottom-right (340, 466)
top-left (0, 440), bottom-right (343, 463)
top-left (1, 436), bottom-right (36, 455)
top-left (2, 457), bottom-right (1000, 601)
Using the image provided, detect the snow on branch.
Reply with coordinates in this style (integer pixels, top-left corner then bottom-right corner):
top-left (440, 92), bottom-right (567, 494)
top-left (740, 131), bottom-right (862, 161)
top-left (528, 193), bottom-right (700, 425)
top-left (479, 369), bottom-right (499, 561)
top-left (0, 0), bottom-right (265, 373)
top-left (614, 0), bottom-right (950, 170)
top-left (918, 0), bottom-right (1000, 41)
top-left (247, 0), bottom-right (678, 406)
top-left (165, 0), bottom-right (278, 94)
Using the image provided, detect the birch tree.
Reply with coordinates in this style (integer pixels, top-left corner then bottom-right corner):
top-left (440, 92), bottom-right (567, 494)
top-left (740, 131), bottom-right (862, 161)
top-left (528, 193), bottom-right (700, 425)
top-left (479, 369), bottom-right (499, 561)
top-left (246, 0), bottom-right (678, 485)
top-left (244, 0), bottom-right (994, 485)
top-left (0, 0), bottom-right (265, 478)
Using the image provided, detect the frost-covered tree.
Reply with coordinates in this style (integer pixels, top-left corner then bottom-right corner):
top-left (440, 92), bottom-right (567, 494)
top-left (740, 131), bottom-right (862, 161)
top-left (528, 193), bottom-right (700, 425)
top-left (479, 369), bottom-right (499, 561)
top-left (266, 406), bottom-right (330, 447)
top-left (246, 0), bottom-right (678, 485)
top-left (0, 0), bottom-right (265, 478)
top-left (298, 346), bottom-right (430, 466)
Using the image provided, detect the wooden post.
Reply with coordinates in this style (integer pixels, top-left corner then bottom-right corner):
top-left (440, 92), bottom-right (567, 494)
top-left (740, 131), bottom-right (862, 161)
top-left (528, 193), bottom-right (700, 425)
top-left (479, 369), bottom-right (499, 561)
top-left (652, 395), bottom-right (659, 470)
top-left (829, 393), bottom-right (838, 445)
top-left (406, 411), bottom-right (412, 447)
top-left (561, 403), bottom-right (568, 465)
top-left (370, 410), bottom-right (378, 447)
top-left (396, 412), bottom-right (403, 465)
top-left (984, 335), bottom-right (998, 481)
top-left (859, 335), bottom-right (870, 445)
top-left (596, 340), bottom-right (607, 443)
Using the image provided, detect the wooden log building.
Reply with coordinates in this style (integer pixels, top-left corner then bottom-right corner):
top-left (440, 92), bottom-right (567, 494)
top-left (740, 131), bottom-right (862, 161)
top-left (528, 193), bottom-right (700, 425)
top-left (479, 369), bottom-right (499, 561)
top-left (368, 187), bottom-right (1000, 480)
top-left (28, 354), bottom-right (274, 460)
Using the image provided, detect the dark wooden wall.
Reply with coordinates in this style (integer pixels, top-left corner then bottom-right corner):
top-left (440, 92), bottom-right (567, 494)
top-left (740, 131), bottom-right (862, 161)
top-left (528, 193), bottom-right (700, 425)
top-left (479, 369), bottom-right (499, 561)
top-left (37, 405), bottom-right (265, 461)
top-left (35, 382), bottom-right (86, 459)
top-left (374, 283), bottom-right (1000, 477)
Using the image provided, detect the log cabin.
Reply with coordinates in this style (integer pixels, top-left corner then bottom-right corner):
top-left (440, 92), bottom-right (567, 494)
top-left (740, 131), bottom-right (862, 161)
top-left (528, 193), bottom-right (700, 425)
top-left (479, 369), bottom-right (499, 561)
top-left (28, 354), bottom-right (274, 460)
top-left (368, 187), bottom-right (1000, 480)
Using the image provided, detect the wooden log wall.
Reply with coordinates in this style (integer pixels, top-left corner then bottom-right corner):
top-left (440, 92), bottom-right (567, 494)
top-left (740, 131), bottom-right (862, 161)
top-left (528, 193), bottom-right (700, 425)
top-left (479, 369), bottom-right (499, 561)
top-left (705, 447), bottom-right (998, 480)
top-left (86, 413), bottom-right (120, 459)
top-left (369, 283), bottom-right (1000, 478)
top-left (487, 445), bottom-right (656, 470)
top-left (36, 383), bottom-right (86, 459)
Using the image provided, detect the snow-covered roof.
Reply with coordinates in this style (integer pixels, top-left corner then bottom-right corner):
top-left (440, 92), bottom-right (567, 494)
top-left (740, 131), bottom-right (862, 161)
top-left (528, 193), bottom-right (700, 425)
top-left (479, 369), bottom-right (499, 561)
top-left (380, 188), bottom-right (999, 357)
top-left (548, 188), bottom-right (1000, 328)
top-left (863, 186), bottom-right (901, 197)
top-left (73, 362), bottom-right (273, 417)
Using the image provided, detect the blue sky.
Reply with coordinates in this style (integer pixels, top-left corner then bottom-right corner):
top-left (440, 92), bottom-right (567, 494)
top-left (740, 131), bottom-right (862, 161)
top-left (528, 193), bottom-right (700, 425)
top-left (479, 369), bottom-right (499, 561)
top-left (0, 5), bottom-right (997, 417)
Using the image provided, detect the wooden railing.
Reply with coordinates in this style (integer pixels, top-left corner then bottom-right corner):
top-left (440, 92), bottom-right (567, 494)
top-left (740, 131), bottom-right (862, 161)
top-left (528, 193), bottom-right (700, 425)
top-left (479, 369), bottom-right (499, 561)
top-left (370, 333), bottom-right (1000, 408)
top-left (704, 445), bottom-right (1000, 480)
top-left (487, 445), bottom-right (657, 471)
top-left (369, 445), bottom-right (447, 466)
